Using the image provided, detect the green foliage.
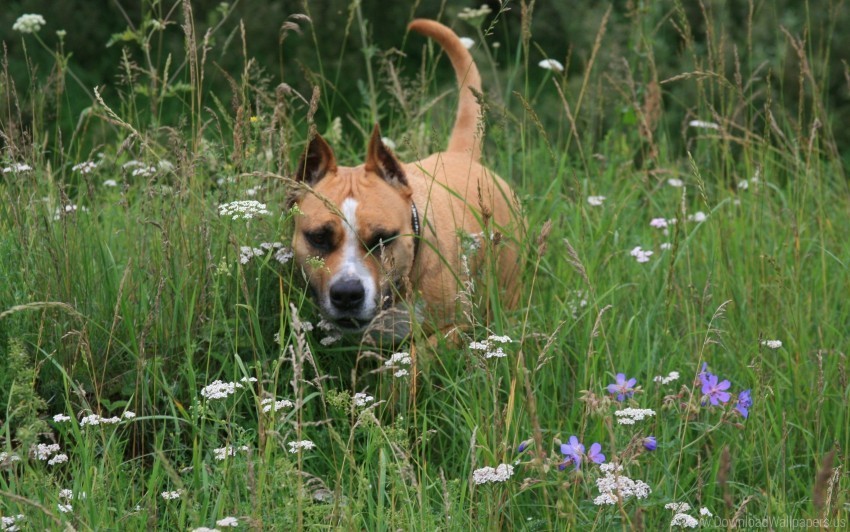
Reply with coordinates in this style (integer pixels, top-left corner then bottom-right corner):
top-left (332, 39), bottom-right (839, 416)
top-left (1, 1), bottom-right (849, 530)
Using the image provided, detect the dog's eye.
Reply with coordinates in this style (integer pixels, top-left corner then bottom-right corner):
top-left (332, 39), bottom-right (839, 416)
top-left (304, 229), bottom-right (334, 252)
top-left (365, 231), bottom-right (399, 253)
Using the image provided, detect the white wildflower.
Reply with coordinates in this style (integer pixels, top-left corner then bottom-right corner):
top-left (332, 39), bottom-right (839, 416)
top-left (538, 58), bottom-right (564, 72)
top-left (688, 120), bottom-right (720, 130)
top-left (158, 160), bottom-right (175, 172)
top-left (737, 179), bottom-right (749, 190)
top-left (665, 502), bottom-right (692, 513)
top-left (385, 352), bottom-right (412, 366)
top-left (630, 246), bottom-right (654, 263)
top-left (34, 443), bottom-right (61, 460)
top-left (670, 513), bottom-right (699, 528)
top-left (13, 14), bottom-right (46, 34)
top-left (58, 489), bottom-right (74, 500)
top-left (216, 516), bottom-right (239, 528)
top-left (353, 392), bottom-right (374, 407)
top-left (218, 200), bottom-right (270, 220)
top-left (53, 413), bottom-right (71, 423)
top-left (103, 179), bottom-right (118, 187)
top-left (587, 195), bottom-right (606, 206)
top-left (123, 411), bottom-right (136, 419)
top-left (72, 161), bottom-right (97, 174)
top-left (190, 528), bottom-right (220, 532)
top-left (653, 371), bottom-right (680, 384)
top-left (80, 414), bottom-right (102, 426)
top-left (213, 445), bottom-right (249, 461)
top-left (261, 398), bottom-right (294, 413)
top-left (660, 242), bottom-right (673, 250)
top-left (459, 37), bottom-right (475, 49)
top-left (2, 163), bottom-right (32, 173)
top-left (761, 339), bottom-right (782, 349)
top-left (57, 503), bottom-right (73, 513)
top-left (458, 4), bottom-right (492, 20)
top-left (472, 463), bottom-right (514, 485)
top-left (667, 178), bottom-right (684, 188)
top-left (614, 408), bottom-right (656, 425)
top-left (0, 452), bottom-right (21, 464)
top-left (650, 217), bottom-right (668, 228)
top-left (1, 514), bottom-right (25, 531)
top-left (131, 165), bottom-right (157, 177)
top-left (593, 463), bottom-right (652, 505)
top-left (47, 453), bottom-right (69, 466)
top-left (160, 490), bottom-right (183, 500)
top-left (699, 507), bottom-right (713, 517)
top-left (488, 334), bottom-right (512, 344)
top-left (484, 347), bottom-right (507, 359)
top-left (288, 440), bottom-right (316, 453)
top-left (393, 369), bottom-right (409, 378)
top-left (468, 341), bottom-right (490, 351)
top-left (200, 380), bottom-right (243, 400)
top-left (687, 211), bottom-right (707, 223)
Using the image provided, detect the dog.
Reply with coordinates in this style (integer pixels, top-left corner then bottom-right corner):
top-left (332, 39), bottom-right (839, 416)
top-left (290, 19), bottom-right (523, 340)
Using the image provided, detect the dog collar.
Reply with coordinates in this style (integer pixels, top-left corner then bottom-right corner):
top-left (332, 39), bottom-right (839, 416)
top-left (411, 201), bottom-right (421, 257)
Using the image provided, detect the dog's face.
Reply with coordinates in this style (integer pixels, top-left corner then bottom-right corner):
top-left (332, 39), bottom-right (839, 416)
top-left (292, 127), bottom-right (416, 332)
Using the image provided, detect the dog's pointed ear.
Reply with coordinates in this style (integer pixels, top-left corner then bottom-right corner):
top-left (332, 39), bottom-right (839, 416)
top-left (366, 124), bottom-right (408, 189)
top-left (295, 132), bottom-right (337, 185)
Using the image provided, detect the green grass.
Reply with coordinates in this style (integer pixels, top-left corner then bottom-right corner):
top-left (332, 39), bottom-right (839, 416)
top-left (1, 2), bottom-right (849, 530)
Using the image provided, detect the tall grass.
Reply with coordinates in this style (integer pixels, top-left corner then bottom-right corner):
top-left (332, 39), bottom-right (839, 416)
top-left (1, 1), bottom-right (848, 530)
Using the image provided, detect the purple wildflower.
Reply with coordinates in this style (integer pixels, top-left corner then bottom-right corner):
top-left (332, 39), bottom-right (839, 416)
top-left (517, 439), bottom-right (533, 453)
top-left (560, 436), bottom-right (584, 471)
top-left (735, 389), bottom-right (752, 418)
top-left (587, 442), bottom-right (605, 464)
top-left (643, 436), bottom-right (657, 451)
top-left (700, 373), bottom-right (732, 405)
top-left (607, 373), bottom-right (637, 401)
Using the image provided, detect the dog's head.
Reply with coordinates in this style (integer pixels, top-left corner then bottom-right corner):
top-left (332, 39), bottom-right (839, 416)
top-left (291, 125), bottom-right (418, 332)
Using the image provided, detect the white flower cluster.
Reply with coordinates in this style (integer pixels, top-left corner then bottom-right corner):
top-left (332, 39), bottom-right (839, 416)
top-left (587, 195), bottom-right (606, 207)
top-left (538, 58), bottom-right (565, 73)
top-left (457, 4), bottom-right (492, 20)
top-left (261, 397), bottom-right (294, 413)
top-left (665, 502), bottom-right (691, 513)
top-left (216, 516), bottom-right (239, 527)
top-left (567, 289), bottom-right (589, 320)
top-left (239, 242), bottom-right (293, 265)
top-left (213, 445), bottom-right (249, 461)
top-left (72, 161), bottom-right (98, 174)
top-left (761, 339), bottom-right (782, 349)
top-left (161, 490), bottom-right (183, 500)
top-left (34, 443), bottom-right (61, 460)
top-left (630, 246), bottom-right (654, 263)
top-left (57, 503), bottom-right (73, 513)
top-left (668, 178), bottom-right (684, 187)
top-left (671, 513), bottom-right (699, 528)
top-left (53, 413), bottom-right (71, 422)
top-left (472, 463), bottom-right (514, 485)
top-left (653, 371), bottom-right (680, 385)
top-left (80, 414), bottom-right (121, 426)
top-left (1, 514), bottom-right (25, 531)
top-left (200, 380), bottom-right (244, 400)
top-left (52, 204), bottom-right (89, 220)
top-left (592, 463), bottom-right (651, 506)
top-left (385, 351), bottom-right (412, 377)
top-left (13, 14), bottom-right (46, 33)
top-left (48, 453), bottom-right (69, 466)
top-left (131, 165), bottom-right (157, 177)
top-left (687, 211), bottom-right (707, 223)
top-left (2, 163), bottom-right (32, 173)
top-left (59, 488), bottom-right (85, 500)
top-left (218, 200), bottom-right (270, 220)
top-left (353, 392), bottom-right (374, 407)
top-left (468, 335), bottom-right (512, 359)
top-left (288, 440), bottom-right (316, 453)
top-left (688, 120), bottom-right (720, 130)
top-left (614, 408), bottom-right (656, 425)
top-left (0, 452), bottom-right (21, 464)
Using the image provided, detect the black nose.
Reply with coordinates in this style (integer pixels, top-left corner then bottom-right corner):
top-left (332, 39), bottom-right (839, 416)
top-left (329, 279), bottom-right (365, 311)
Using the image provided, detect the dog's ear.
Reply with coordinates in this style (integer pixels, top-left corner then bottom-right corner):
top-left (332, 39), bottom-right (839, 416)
top-left (295, 132), bottom-right (337, 185)
top-left (366, 124), bottom-right (408, 189)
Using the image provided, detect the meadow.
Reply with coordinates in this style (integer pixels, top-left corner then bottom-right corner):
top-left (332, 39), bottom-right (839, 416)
top-left (1, 1), bottom-right (849, 530)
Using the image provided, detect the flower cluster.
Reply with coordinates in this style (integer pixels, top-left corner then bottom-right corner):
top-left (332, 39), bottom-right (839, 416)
top-left (2, 163), bottom-right (32, 173)
top-left (1, 514), bottom-right (25, 531)
top-left (653, 371), bottom-right (680, 385)
top-left (261, 397), bottom-right (294, 413)
top-left (592, 463), bottom-right (652, 506)
top-left (698, 364), bottom-right (752, 419)
top-left (586, 195), bottom-right (606, 207)
top-left (200, 380), bottom-right (244, 400)
top-left (471, 463), bottom-right (514, 484)
top-left (239, 242), bottom-right (293, 265)
top-left (161, 490), bottom-right (183, 500)
top-left (614, 408), bottom-right (656, 425)
top-left (761, 339), bottom-right (782, 349)
top-left (630, 246), bottom-right (654, 263)
top-left (218, 200), bottom-right (270, 220)
top-left (213, 445), bottom-right (249, 461)
top-left (80, 413), bottom-right (122, 426)
top-left (288, 440), bottom-right (316, 453)
top-left (13, 14), bottom-right (46, 33)
top-left (607, 373), bottom-right (638, 401)
top-left (216, 516), bottom-right (239, 528)
top-left (538, 59), bottom-right (565, 73)
top-left (468, 334), bottom-right (512, 359)
top-left (353, 392), bottom-right (375, 407)
top-left (384, 351), bottom-right (412, 377)
top-left (33, 443), bottom-right (61, 460)
top-left (72, 161), bottom-right (98, 174)
top-left (457, 4), bottom-right (492, 21)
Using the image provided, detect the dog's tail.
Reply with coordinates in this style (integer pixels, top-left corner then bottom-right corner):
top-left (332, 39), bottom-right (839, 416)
top-left (408, 19), bottom-right (482, 161)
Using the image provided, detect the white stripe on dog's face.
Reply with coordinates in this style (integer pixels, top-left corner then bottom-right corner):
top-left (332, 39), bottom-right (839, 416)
top-left (327, 198), bottom-right (376, 317)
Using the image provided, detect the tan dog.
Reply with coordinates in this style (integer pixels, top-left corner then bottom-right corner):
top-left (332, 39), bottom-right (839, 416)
top-left (291, 19), bottom-right (522, 339)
